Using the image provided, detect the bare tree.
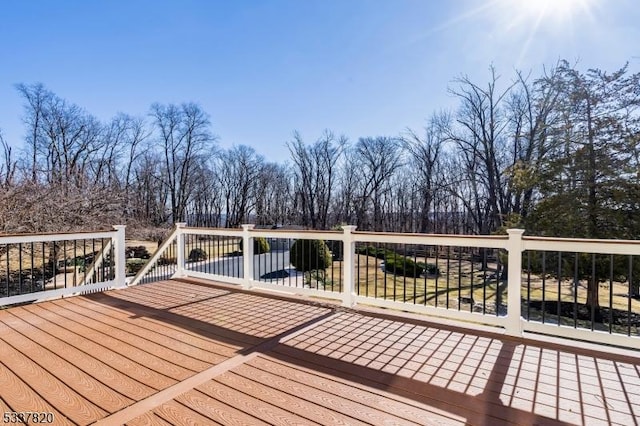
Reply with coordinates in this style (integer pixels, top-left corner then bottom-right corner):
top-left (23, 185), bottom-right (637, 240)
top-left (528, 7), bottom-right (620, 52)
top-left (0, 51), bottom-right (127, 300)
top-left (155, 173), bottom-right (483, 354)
top-left (353, 136), bottom-right (403, 231)
top-left (403, 114), bottom-right (446, 233)
top-left (0, 131), bottom-right (16, 187)
top-left (254, 162), bottom-right (292, 226)
top-left (287, 130), bottom-right (345, 229)
top-left (151, 102), bottom-right (216, 223)
top-left (218, 145), bottom-right (263, 227)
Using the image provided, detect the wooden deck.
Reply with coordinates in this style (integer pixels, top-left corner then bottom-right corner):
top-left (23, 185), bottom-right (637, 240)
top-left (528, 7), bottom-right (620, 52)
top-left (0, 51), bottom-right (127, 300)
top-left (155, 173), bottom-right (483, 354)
top-left (0, 279), bottom-right (638, 425)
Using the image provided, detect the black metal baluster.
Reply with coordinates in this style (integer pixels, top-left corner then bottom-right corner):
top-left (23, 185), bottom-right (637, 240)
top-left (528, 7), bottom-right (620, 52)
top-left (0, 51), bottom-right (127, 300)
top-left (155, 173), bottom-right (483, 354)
top-left (434, 245), bottom-right (440, 308)
top-left (557, 252), bottom-right (562, 326)
top-left (482, 249), bottom-right (488, 315)
top-left (573, 253), bottom-right (579, 328)
top-left (5, 243), bottom-right (10, 296)
top-left (18, 242), bottom-right (23, 294)
top-left (542, 251), bottom-right (546, 323)
top-left (496, 251), bottom-right (502, 316)
top-left (590, 254), bottom-right (596, 331)
top-left (457, 248), bottom-right (462, 311)
top-left (470, 248), bottom-right (474, 312)
top-left (526, 251), bottom-right (531, 320)
top-left (609, 255), bottom-right (614, 334)
top-left (402, 244), bottom-right (408, 302)
top-left (446, 246), bottom-right (451, 309)
top-left (628, 256), bottom-right (633, 336)
top-left (30, 242), bottom-right (35, 293)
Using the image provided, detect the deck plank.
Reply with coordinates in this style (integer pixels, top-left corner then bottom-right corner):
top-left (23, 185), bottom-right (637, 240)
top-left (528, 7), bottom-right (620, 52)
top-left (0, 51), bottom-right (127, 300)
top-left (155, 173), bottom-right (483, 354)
top-left (0, 317), bottom-right (131, 414)
top-left (175, 389), bottom-right (271, 426)
top-left (246, 355), bottom-right (464, 425)
top-left (153, 400), bottom-right (224, 426)
top-left (61, 297), bottom-right (231, 364)
top-left (197, 378), bottom-right (325, 426)
top-left (0, 322), bottom-right (107, 424)
top-left (37, 302), bottom-right (196, 380)
top-left (6, 307), bottom-right (155, 402)
top-left (230, 361), bottom-right (421, 425)
top-left (126, 412), bottom-right (174, 426)
top-left (68, 296), bottom-right (242, 356)
top-left (49, 299), bottom-right (213, 373)
top-left (0, 373), bottom-right (71, 426)
top-left (19, 303), bottom-right (177, 390)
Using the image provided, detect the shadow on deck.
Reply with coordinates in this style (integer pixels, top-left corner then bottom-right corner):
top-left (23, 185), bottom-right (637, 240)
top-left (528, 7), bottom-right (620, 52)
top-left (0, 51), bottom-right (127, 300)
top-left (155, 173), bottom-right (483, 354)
top-left (0, 278), bottom-right (638, 425)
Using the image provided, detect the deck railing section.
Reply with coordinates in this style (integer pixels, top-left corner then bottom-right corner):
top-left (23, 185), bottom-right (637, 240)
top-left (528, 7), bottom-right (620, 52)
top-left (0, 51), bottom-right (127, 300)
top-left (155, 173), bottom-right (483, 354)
top-left (247, 228), bottom-right (345, 299)
top-left (0, 225), bottom-right (126, 306)
top-left (180, 226), bottom-right (244, 285)
top-left (521, 236), bottom-right (640, 349)
top-left (54, 223), bottom-right (634, 350)
top-left (352, 231), bottom-right (511, 329)
top-left (128, 225), bottom-right (180, 286)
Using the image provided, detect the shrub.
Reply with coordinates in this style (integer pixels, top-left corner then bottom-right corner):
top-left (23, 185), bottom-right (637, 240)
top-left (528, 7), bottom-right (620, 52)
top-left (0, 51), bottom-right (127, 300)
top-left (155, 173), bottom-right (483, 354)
top-left (239, 237), bottom-right (270, 254)
top-left (326, 240), bottom-right (344, 261)
top-left (384, 255), bottom-right (424, 277)
top-left (157, 256), bottom-right (176, 266)
top-left (126, 258), bottom-right (147, 275)
top-left (419, 262), bottom-right (440, 276)
top-left (290, 239), bottom-right (332, 272)
top-left (125, 246), bottom-right (151, 259)
top-left (356, 245), bottom-right (392, 260)
top-left (188, 247), bottom-right (207, 262)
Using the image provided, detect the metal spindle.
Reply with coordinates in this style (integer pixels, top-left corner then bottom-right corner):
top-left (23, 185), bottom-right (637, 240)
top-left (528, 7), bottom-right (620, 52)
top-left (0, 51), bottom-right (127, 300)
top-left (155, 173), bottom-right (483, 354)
top-left (574, 252), bottom-right (579, 328)
top-left (446, 246), bottom-right (451, 309)
top-left (628, 256), bottom-right (633, 336)
top-left (434, 245), bottom-right (440, 308)
top-left (542, 251), bottom-right (546, 323)
top-left (609, 255), bottom-right (614, 334)
top-left (526, 251), bottom-right (531, 320)
top-left (457, 248), bottom-right (462, 311)
top-left (18, 243), bottom-right (23, 294)
top-left (557, 252), bottom-right (562, 326)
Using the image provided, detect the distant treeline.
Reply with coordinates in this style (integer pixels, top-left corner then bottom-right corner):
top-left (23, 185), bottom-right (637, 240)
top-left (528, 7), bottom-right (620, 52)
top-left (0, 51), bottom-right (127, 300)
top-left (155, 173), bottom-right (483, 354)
top-left (0, 59), bottom-right (639, 240)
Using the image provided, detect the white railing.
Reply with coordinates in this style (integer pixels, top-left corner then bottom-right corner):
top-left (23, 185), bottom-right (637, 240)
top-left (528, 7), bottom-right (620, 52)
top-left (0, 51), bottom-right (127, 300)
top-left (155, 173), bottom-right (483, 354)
top-left (0, 225), bottom-right (126, 306)
top-left (126, 224), bottom-right (640, 350)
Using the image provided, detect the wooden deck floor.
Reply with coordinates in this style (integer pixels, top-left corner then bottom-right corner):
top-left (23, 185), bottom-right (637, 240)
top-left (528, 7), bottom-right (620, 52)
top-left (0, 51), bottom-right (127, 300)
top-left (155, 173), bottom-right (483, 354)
top-left (0, 278), bottom-right (638, 425)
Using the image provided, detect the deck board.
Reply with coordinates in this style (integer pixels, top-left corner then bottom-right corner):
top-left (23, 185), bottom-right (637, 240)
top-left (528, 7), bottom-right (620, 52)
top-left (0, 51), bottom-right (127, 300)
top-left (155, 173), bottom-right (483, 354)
top-left (126, 412), bottom-right (174, 426)
top-left (176, 390), bottom-right (272, 426)
top-left (32, 302), bottom-right (194, 381)
top-left (2, 308), bottom-right (151, 403)
top-left (59, 298), bottom-right (229, 364)
top-left (0, 320), bottom-right (107, 424)
top-left (0, 368), bottom-right (72, 425)
top-left (197, 377), bottom-right (329, 425)
top-left (18, 303), bottom-right (178, 390)
top-left (66, 296), bottom-right (241, 356)
top-left (153, 400), bottom-right (224, 426)
top-left (47, 299), bottom-right (213, 374)
top-left (0, 278), bottom-right (638, 425)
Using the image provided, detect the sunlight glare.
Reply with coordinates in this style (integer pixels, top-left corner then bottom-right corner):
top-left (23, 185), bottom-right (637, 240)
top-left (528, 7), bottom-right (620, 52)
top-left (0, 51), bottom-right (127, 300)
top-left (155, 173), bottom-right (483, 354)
top-left (515, 0), bottom-right (593, 22)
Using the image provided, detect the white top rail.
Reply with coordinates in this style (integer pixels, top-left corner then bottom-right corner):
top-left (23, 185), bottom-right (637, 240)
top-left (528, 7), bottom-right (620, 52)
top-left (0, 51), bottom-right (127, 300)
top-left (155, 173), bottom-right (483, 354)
top-left (181, 227), bottom-right (243, 237)
top-left (353, 231), bottom-right (509, 249)
top-left (249, 229), bottom-right (342, 241)
top-left (0, 230), bottom-right (117, 245)
top-left (523, 236), bottom-right (640, 255)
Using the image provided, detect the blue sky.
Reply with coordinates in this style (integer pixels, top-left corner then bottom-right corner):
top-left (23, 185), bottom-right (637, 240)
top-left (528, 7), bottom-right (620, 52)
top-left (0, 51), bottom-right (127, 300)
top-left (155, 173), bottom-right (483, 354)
top-left (1, 0), bottom-right (638, 162)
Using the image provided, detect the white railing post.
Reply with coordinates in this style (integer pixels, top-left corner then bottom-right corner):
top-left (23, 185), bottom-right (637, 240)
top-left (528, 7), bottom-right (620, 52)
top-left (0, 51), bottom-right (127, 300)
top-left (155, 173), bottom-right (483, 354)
top-left (112, 225), bottom-right (127, 288)
top-left (241, 224), bottom-right (255, 289)
top-left (341, 225), bottom-right (357, 307)
top-left (505, 228), bottom-right (525, 336)
top-left (174, 222), bottom-right (187, 278)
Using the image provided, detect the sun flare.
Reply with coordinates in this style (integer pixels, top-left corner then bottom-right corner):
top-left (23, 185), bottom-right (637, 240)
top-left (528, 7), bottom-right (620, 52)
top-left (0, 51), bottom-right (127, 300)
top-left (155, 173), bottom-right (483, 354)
top-left (517, 0), bottom-right (592, 21)
top-left (492, 0), bottom-right (597, 66)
